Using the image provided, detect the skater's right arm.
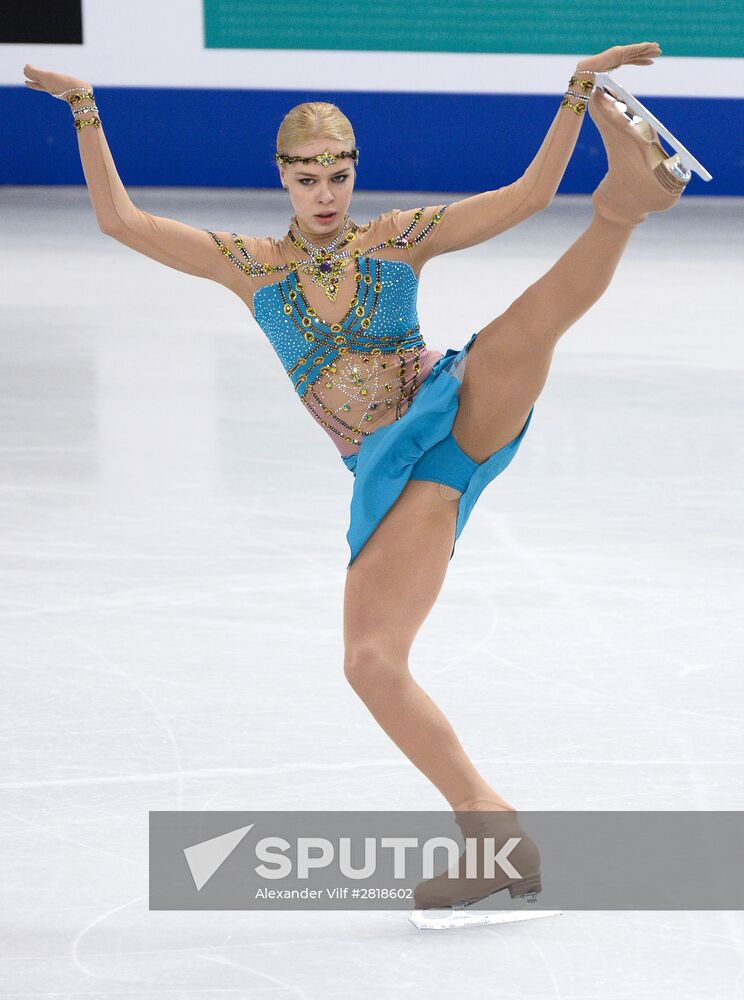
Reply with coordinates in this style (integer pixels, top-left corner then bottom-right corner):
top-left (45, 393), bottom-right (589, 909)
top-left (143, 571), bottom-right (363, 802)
top-left (23, 65), bottom-right (245, 295)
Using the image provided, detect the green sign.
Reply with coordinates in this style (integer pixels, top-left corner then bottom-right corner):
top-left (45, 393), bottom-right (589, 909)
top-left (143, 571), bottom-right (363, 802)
top-left (204, 0), bottom-right (742, 57)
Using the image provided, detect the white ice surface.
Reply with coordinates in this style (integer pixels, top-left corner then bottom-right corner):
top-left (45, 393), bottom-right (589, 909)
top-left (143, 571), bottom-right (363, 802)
top-left (1, 186), bottom-right (743, 997)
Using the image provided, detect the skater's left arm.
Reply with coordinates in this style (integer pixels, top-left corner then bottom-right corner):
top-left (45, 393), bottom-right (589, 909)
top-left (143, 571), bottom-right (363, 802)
top-left (393, 67), bottom-right (596, 273)
top-left (396, 41), bottom-right (663, 273)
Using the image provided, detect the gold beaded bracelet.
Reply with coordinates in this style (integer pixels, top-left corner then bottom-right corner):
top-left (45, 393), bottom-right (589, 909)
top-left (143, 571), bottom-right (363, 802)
top-left (568, 73), bottom-right (597, 94)
top-left (64, 88), bottom-right (95, 105)
top-left (52, 87), bottom-right (102, 130)
top-left (561, 69), bottom-right (597, 115)
top-left (561, 97), bottom-right (588, 116)
top-left (74, 116), bottom-right (102, 131)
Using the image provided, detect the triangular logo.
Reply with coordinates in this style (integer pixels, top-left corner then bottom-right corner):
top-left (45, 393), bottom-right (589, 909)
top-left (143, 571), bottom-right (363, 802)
top-left (183, 823), bottom-right (254, 891)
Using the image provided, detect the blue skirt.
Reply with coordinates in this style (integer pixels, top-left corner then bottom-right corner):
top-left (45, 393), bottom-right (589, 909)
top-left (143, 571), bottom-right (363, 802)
top-left (341, 330), bottom-right (534, 568)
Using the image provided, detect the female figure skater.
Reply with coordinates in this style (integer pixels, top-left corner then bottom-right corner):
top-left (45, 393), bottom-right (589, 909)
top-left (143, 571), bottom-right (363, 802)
top-left (23, 41), bottom-right (695, 920)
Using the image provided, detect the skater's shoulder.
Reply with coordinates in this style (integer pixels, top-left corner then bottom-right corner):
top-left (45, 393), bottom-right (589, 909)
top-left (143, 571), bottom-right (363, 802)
top-left (354, 208), bottom-right (399, 240)
top-left (354, 207), bottom-right (429, 252)
top-left (238, 231), bottom-right (285, 259)
top-left (218, 230), bottom-right (292, 273)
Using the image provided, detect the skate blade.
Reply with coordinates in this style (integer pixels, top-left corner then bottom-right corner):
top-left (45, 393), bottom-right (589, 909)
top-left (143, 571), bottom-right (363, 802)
top-left (409, 907), bottom-right (563, 930)
top-left (594, 72), bottom-right (712, 181)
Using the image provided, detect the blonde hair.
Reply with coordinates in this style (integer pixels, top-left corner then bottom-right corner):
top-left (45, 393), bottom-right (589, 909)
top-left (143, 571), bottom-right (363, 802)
top-left (275, 101), bottom-right (356, 166)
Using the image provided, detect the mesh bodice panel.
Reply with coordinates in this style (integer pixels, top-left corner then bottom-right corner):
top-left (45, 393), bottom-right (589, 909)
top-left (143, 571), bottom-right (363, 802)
top-left (205, 206), bottom-right (453, 457)
top-left (251, 257), bottom-right (440, 456)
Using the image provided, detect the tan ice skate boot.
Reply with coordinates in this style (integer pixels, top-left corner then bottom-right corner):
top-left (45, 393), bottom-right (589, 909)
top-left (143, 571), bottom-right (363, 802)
top-left (413, 801), bottom-right (541, 910)
top-left (589, 85), bottom-right (691, 226)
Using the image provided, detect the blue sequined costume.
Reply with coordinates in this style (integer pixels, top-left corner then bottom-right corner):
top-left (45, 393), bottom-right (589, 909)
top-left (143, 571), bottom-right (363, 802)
top-left (206, 204), bottom-right (533, 569)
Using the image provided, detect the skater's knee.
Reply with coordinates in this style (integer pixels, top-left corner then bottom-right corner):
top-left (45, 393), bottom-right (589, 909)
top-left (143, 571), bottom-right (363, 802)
top-left (343, 644), bottom-right (409, 697)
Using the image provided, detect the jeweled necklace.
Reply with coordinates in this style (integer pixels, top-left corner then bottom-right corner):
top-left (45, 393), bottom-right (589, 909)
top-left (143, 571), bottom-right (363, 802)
top-left (289, 214), bottom-right (359, 303)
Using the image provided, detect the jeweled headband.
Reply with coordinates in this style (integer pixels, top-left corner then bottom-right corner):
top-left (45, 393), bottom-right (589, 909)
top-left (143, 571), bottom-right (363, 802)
top-left (274, 146), bottom-right (360, 167)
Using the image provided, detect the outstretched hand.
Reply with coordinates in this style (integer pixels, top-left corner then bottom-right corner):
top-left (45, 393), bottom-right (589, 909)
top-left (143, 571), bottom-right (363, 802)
top-left (22, 63), bottom-right (92, 98)
top-left (576, 41), bottom-right (662, 74)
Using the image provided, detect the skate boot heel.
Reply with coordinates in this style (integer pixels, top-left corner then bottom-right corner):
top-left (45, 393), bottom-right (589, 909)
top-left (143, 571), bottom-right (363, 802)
top-left (653, 153), bottom-right (692, 194)
top-left (508, 874), bottom-right (542, 900)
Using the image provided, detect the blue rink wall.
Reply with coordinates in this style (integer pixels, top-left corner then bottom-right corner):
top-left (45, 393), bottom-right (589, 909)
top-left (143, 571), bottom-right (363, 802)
top-left (3, 85), bottom-right (740, 196)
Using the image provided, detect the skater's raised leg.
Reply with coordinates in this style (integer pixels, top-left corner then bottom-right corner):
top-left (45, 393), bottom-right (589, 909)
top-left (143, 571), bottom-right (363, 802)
top-left (450, 84), bottom-right (691, 464)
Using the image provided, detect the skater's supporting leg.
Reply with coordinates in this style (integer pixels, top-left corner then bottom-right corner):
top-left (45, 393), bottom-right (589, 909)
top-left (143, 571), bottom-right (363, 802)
top-left (343, 479), bottom-right (515, 812)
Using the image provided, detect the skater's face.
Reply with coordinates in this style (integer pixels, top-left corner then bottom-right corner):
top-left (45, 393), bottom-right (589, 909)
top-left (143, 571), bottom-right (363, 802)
top-left (279, 139), bottom-right (356, 243)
